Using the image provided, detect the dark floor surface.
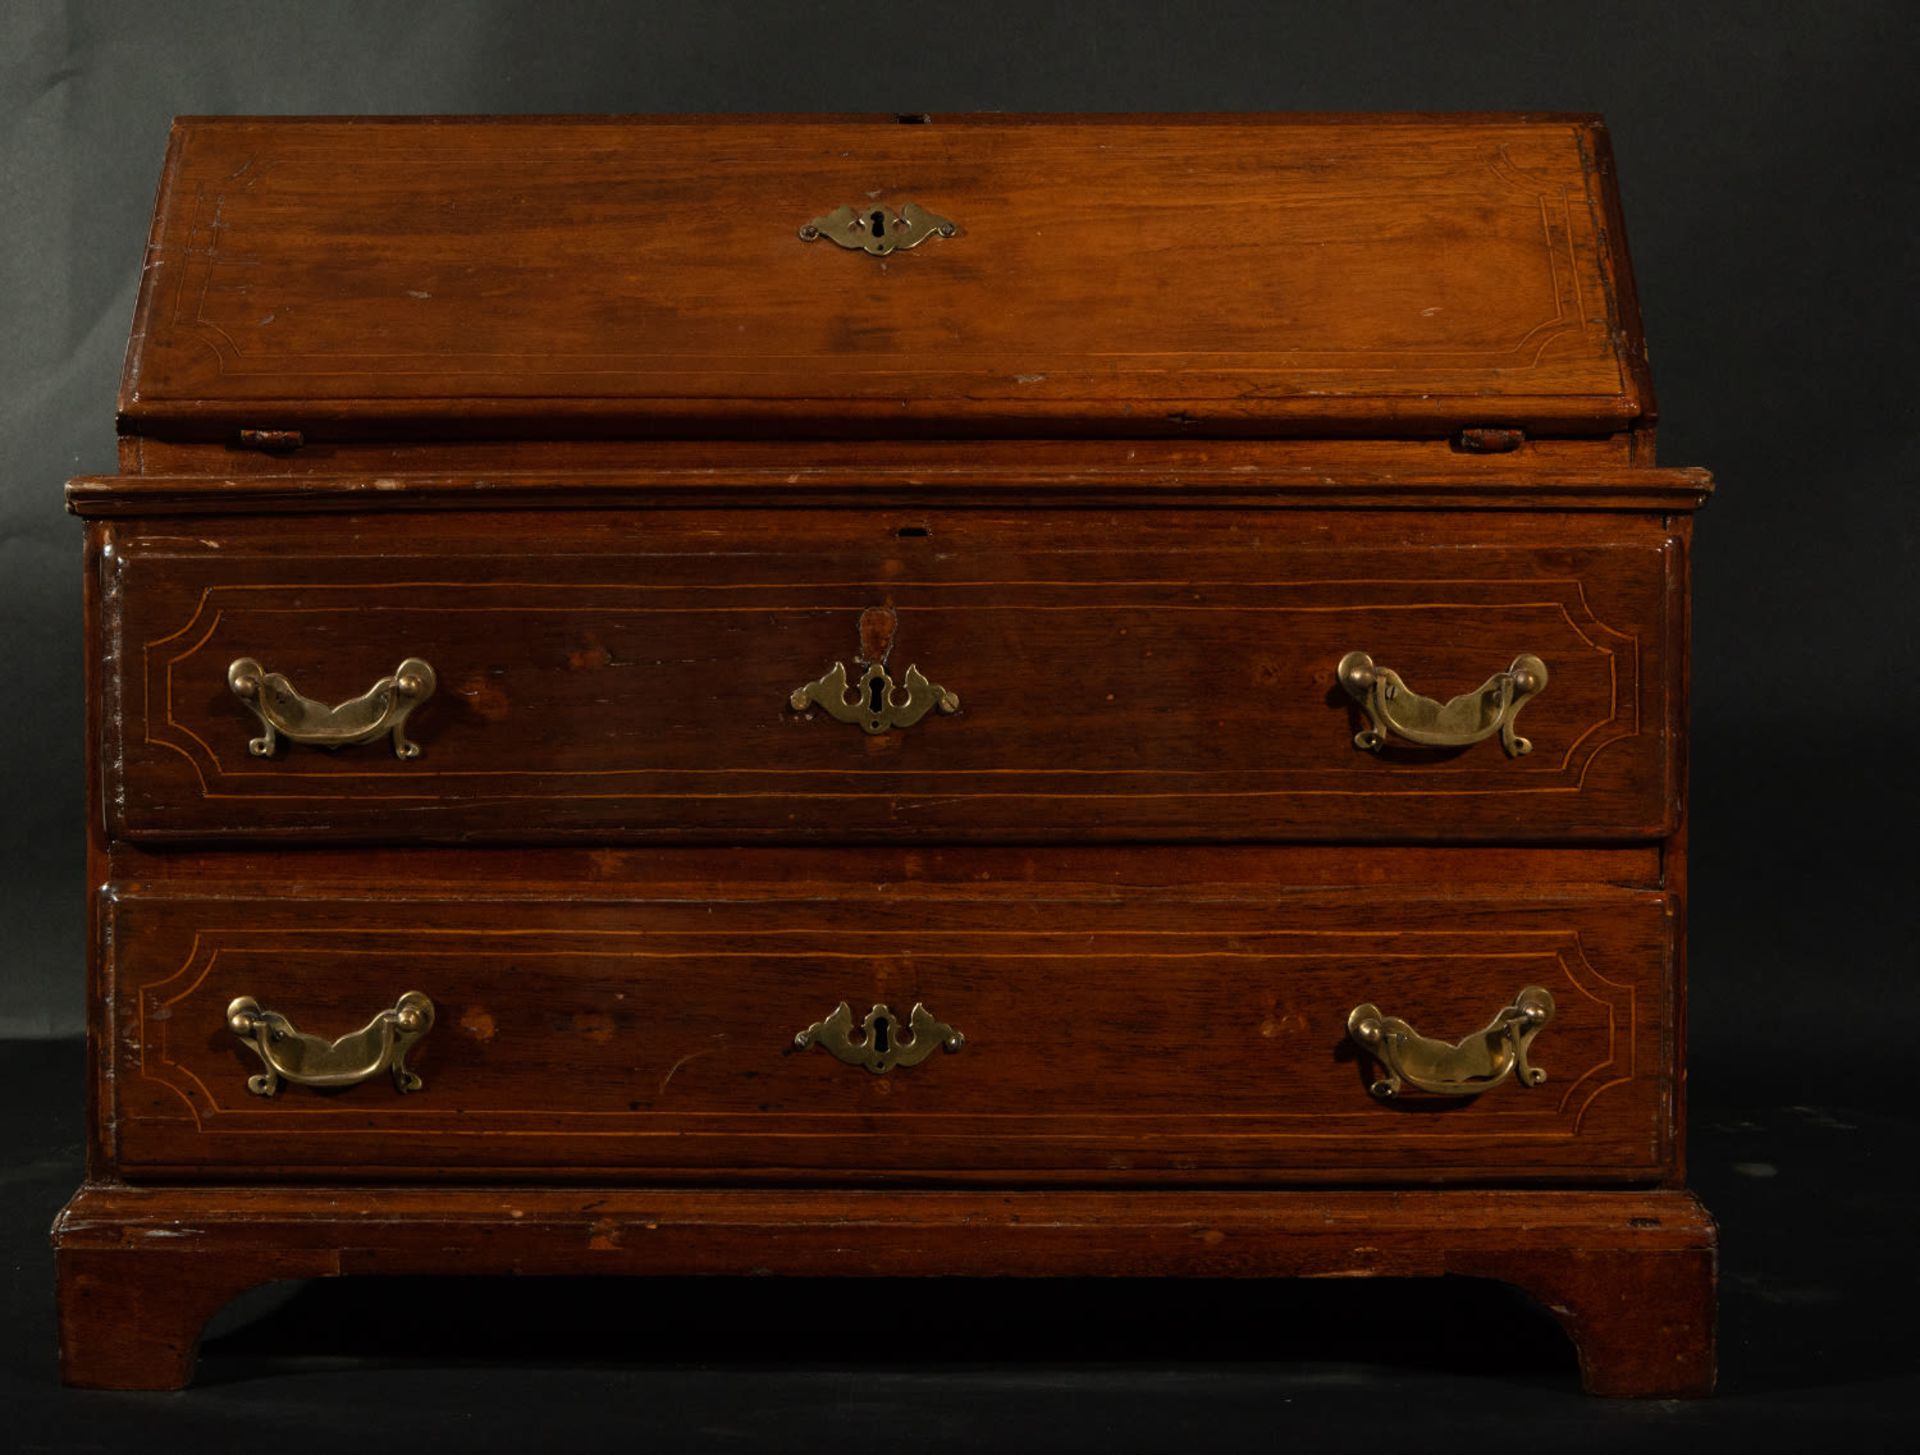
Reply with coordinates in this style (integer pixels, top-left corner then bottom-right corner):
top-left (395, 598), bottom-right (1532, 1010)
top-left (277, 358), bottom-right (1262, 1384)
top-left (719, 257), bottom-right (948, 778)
top-left (3, 1038), bottom-right (1913, 1452)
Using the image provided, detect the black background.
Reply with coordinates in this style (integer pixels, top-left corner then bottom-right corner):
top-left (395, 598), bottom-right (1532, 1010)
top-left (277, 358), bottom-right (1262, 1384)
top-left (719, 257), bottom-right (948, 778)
top-left (2, 0), bottom-right (1915, 1444)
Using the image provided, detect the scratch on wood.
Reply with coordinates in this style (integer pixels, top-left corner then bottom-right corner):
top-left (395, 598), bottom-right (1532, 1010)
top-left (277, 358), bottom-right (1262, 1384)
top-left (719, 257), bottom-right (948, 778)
top-left (658, 1047), bottom-right (714, 1095)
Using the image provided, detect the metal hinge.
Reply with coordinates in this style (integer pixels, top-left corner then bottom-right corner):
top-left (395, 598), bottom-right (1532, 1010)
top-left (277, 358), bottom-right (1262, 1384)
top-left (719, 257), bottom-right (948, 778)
top-left (238, 428), bottom-right (304, 452)
top-left (1454, 427), bottom-right (1526, 454)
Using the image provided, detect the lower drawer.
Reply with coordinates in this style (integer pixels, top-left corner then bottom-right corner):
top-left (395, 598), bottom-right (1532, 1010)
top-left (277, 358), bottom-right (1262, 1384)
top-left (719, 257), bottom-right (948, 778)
top-left (108, 881), bottom-right (1675, 1183)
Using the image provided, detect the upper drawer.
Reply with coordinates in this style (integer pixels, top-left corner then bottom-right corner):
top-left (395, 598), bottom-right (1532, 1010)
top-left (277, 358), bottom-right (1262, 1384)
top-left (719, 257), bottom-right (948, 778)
top-left (102, 509), bottom-right (1679, 844)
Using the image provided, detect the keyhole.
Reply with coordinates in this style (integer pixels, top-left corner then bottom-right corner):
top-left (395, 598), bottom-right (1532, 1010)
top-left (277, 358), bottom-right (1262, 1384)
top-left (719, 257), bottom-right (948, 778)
top-left (869, 210), bottom-right (886, 239)
top-left (868, 676), bottom-right (888, 714)
top-left (872, 1017), bottom-right (891, 1054)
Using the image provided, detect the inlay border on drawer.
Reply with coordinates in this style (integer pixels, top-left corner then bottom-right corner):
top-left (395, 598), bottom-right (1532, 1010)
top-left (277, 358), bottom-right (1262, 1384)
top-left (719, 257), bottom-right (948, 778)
top-left (136, 577), bottom-right (1638, 795)
top-left (130, 924), bottom-right (1638, 1144)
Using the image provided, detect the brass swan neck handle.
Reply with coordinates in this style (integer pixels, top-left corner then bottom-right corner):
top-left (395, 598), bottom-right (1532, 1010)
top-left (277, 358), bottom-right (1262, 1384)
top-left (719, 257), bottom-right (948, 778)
top-left (228, 656), bottom-right (436, 759)
top-left (1347, 987), bottom-right (1554, 1099)
top-left (227, 992), bottom-right (435, 1096)
top-left (1337, 651), bottom-right (1547, 757)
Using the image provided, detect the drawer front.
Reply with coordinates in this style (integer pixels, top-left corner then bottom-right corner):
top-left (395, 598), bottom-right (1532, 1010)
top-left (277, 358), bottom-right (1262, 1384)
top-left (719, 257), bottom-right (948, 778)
top-left (110, 884), bottom-right (1675, 1182)
top-left (106, 509), bottom-right (1677, 844)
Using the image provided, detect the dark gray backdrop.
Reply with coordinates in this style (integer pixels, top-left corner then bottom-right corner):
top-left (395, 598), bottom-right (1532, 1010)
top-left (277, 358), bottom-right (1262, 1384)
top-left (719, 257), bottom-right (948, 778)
top-left (3, 2), bottom-right (1914, 1099)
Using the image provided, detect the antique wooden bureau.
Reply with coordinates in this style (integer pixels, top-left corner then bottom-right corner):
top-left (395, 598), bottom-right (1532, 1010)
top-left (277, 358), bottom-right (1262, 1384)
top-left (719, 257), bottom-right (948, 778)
top-left (53, 114), bottom-right (1715, 1393)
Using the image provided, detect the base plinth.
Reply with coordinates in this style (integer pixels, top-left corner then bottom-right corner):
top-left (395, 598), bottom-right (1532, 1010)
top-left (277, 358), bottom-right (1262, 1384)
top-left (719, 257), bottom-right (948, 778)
top-left (53, 1184), bottom-right (1715, 1395)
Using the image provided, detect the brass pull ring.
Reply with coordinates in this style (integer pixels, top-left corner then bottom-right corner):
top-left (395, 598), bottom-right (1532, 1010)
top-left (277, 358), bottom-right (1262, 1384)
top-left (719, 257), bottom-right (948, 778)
top-left (794, 1002), bottom-right (965, 1074)
top-left (226, 992), bottom-right (435, 1097)
top-left (790, 662), bottom-right (959, 735)
top-left (1337, 650), bottom-right (1547, 757)
top-left (1346, 987), bottom-right (1554, 1099)
top-left (228, 656), bottom-right (436, 759)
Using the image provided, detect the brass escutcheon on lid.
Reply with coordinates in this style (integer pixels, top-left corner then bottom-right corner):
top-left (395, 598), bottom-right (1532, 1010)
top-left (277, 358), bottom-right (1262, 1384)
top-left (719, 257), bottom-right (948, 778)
top-left (799, 202), bottom-right (955, 255)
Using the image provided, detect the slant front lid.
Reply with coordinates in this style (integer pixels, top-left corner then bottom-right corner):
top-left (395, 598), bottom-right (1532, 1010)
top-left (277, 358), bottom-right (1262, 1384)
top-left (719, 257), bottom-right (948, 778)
top-left (122, 115), bottom-right (1649, 441)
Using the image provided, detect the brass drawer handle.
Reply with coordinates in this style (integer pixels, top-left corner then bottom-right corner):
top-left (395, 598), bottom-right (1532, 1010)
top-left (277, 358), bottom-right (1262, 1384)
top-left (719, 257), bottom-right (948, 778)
top-left (228, 656), bottom-right (437, 759)
top-left (1336, 650), bottom-right (1546, 757)
top-left (1347, 987), bottom-right (1554, 1099)
top-left (794, 1002), bottom-right (965, 1074)
top-left (227, 992), bottom-right (435, 1097)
